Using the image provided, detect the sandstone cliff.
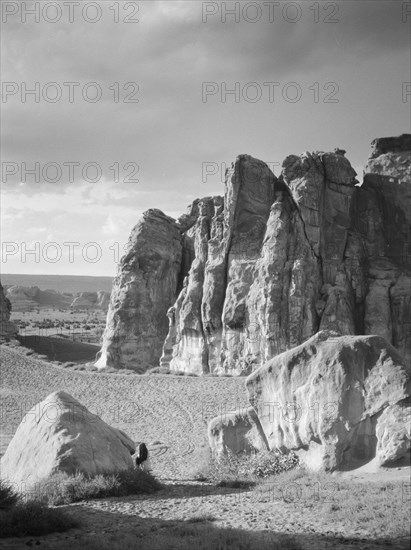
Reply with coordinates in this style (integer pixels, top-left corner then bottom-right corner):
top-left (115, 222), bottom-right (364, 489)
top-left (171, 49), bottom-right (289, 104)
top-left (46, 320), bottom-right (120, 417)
top-left (95, 209), bottom-right (184, 371)
top-left (0, 282), bottom-right (17, 341)
top-left (98, 135), bottom-right (410, 372)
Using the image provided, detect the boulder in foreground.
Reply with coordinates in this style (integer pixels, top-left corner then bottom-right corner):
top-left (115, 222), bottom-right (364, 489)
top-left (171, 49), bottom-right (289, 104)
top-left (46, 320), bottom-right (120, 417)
top-left (208, 406), bottom-right (269, 457)
top-left (246, 331), bottom-right (410, 471)
top-left (209, 332), bottom-right (410, 471)
top-left (0, 391), bottom-right (136, 491)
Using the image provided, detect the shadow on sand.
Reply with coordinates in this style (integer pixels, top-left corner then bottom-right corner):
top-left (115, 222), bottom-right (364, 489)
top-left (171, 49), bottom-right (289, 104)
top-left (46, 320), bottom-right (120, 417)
top-left (3, 501), bottom-right (408, 550)
top-left (17, 335), bottom-right (99, 364)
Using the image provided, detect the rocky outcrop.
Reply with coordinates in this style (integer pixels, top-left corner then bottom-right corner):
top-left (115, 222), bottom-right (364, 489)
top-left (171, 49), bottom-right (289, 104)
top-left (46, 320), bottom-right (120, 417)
top-left (99, 135), bottom-right (410, 373)
top-left (209, 332), bottom-right (410, 470)
top-left (70, 291), bottom-right (110, 310)
top-left (208, 406), bottom-right (269, 457)
top-left (0, 282), bottom-right (17, 341)
top-left (0, 391), bottom-right (135, 491)
top-left (95, 209), bottom-right (183, 371)
top-left (346, 134), bottom-right (411, 365)
top-left (162, 151), bottom-right (360, 374)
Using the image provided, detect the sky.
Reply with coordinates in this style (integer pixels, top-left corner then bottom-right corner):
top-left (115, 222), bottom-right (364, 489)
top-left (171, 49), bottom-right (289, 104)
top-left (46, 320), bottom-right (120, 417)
top-left (1, 0), bottom-right (410, 276)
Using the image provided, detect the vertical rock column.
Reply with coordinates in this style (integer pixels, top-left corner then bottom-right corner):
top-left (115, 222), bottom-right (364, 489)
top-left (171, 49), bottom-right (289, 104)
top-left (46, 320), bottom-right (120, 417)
top-left (0, 282), bottom-right (18, 341)
top-left (95, 210), bottom-right (182, 371)
top-left (346, 134), bottom-right (411, 364)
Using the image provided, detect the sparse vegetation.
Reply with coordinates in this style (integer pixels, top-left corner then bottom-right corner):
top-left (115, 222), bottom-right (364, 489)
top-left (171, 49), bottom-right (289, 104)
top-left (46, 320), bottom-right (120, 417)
top-left (0, 480), bottom-right (77, 538)
top-left (40, 526), bottom-right (303, 550)
top-left (33, 469), bottom-right (162, 506)
top-left (253, 469), bottom-right (410, 538)
top-left (194, 448), bottom-right (299, 486)
top-left (146, 366), bottom-right (199, 377)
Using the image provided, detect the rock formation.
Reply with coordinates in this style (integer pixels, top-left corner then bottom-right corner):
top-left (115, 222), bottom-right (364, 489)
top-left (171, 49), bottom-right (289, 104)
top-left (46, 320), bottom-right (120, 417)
top-left (0, 282), bottom-right (17, 341)
top-left (0, 391), bottom-right (136, 491)
top-left (346, 134), bottom-right (411, 365)
top-left (209, 331), bottom-right (410, 471)
top-left (70, 290), bottom-right (110, 310)
top-left (95, 209), bottom-right (184, 370)
top-left (98, 135), bottom-right (410, 373)
top-left (208, 406), bottom-right (269, 457)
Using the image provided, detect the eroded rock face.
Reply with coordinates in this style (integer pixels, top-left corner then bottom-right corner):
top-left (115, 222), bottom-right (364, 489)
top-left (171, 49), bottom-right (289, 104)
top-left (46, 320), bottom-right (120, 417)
top-left (346, 134), bottom-right (411, 365)
top-left (70, 291), bottom-right (110, 310)
top-left (163, 151), bottom-right (361, 374)
top-left (100, 135), bottom-right (410, 373)
top-left (0, 391), bottom-right (135, 491)
top-left (95, 209), bottom-right (183, 371)
top-left (244, 331), bottom-right (410, 471)
top-left (0, 282), bottom-right (17, 341)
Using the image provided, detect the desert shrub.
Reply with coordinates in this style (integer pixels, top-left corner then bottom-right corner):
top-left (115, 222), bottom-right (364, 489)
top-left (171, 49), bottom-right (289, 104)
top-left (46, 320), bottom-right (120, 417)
top-left (0, 500), bottom-right (77, 538)
top-left (34, 469), bottom-right (162, 506)
top-left (0, 481), bottom-right (76, 538)
top-left (0, 480), bottom-right (19, 510)
top-left (49, 526), bottom-right (303, 550)
top-left (236, 449), bottom-right (299, 478)
top-left (146, 367), bottom-right (199, 377)
top-left (145, 366), bottom-right (171, 375)
top-left (194, 449), bottom-right (299, 486)
top-left (186, 514), bottom-right (217, 523)
top-left (203, 372), bottom-right (235, 377)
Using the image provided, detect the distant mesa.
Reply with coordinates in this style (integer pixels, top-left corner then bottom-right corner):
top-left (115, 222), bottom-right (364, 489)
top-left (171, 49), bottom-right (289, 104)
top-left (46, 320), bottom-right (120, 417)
top-left (3, 285), bottom-right (110, 312)
top-left (96, 134), bottom-right (411, 373)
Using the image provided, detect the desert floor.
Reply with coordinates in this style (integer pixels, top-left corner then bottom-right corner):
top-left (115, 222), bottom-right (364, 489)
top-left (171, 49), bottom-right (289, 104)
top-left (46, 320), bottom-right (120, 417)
top-left (0, 345), bottom-right (409, 550)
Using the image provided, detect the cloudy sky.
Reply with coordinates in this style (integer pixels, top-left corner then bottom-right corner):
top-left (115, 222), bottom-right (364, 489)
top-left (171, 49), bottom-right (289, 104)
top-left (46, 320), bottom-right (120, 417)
top-left (1, 0), bottom-right (410, 276)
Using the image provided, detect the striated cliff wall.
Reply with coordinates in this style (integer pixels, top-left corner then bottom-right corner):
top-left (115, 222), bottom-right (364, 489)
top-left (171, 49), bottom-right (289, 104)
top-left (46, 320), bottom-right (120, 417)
top-left (97, 136), bottom-right (411, 372)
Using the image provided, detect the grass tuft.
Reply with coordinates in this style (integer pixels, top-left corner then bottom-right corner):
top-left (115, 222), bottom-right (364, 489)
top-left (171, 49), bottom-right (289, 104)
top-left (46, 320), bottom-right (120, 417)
top-left (193, 448), bottom-right (299, 486)
top-left (33, 468), bottom-right (162, 506)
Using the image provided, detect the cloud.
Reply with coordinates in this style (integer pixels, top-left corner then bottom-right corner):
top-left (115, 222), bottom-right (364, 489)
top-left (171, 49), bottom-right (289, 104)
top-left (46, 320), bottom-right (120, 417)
top-left (1, 0), bottom-right (409, 275)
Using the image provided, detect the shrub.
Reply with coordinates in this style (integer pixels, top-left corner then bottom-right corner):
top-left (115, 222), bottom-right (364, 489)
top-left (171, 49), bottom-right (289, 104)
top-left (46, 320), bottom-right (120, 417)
top-left (0, 481), bottom-right (77, 538)
top-left (0, 480), bottom-right (19, 511)
top-left (0, 500), bottom-right (77, 538)
top-left (145, 366), bottom-right (171, 375)
top-left (34, 468), bottom-right (162, 506)
top-left (194, 448), bottom-right (299, 485)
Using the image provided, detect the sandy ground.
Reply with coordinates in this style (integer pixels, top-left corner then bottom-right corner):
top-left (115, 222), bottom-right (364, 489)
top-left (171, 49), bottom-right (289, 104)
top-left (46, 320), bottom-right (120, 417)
top-left (0, 345), bottom-right (410, 550)
top-left (0, 346), bottom-right (248, 480)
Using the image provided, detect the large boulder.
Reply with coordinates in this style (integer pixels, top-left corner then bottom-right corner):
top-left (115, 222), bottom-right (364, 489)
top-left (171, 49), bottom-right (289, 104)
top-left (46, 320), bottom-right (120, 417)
top-left (0, 282), bottom-right (17, 341)
top-left (0, 391), bottom-right (136, 491)
top-left (246, 331), bottom-right (410, 471)
top-left (208, 406), bottom-right (269, 457)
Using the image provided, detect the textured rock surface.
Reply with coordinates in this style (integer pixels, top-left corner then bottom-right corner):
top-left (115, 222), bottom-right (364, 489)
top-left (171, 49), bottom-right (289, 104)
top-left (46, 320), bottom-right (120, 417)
top-left (208, 406), bottom-right (269, 457)
top-left (0, 282), bottom-right (17, 341)
top-left (70, 291), bottom-right (110, 310)
top-left (0, 391), bottom-right (135, 490)
top-left (96, 210), bottom-right (183, 371)
top-left (346, 134), bottom-right (411, 365)
top-left (163, 151), bottom-right (360, 374)
top-left (245, 331), bottom-right (410, 471)
top-left (100, 135), bottom-right (410, 373)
